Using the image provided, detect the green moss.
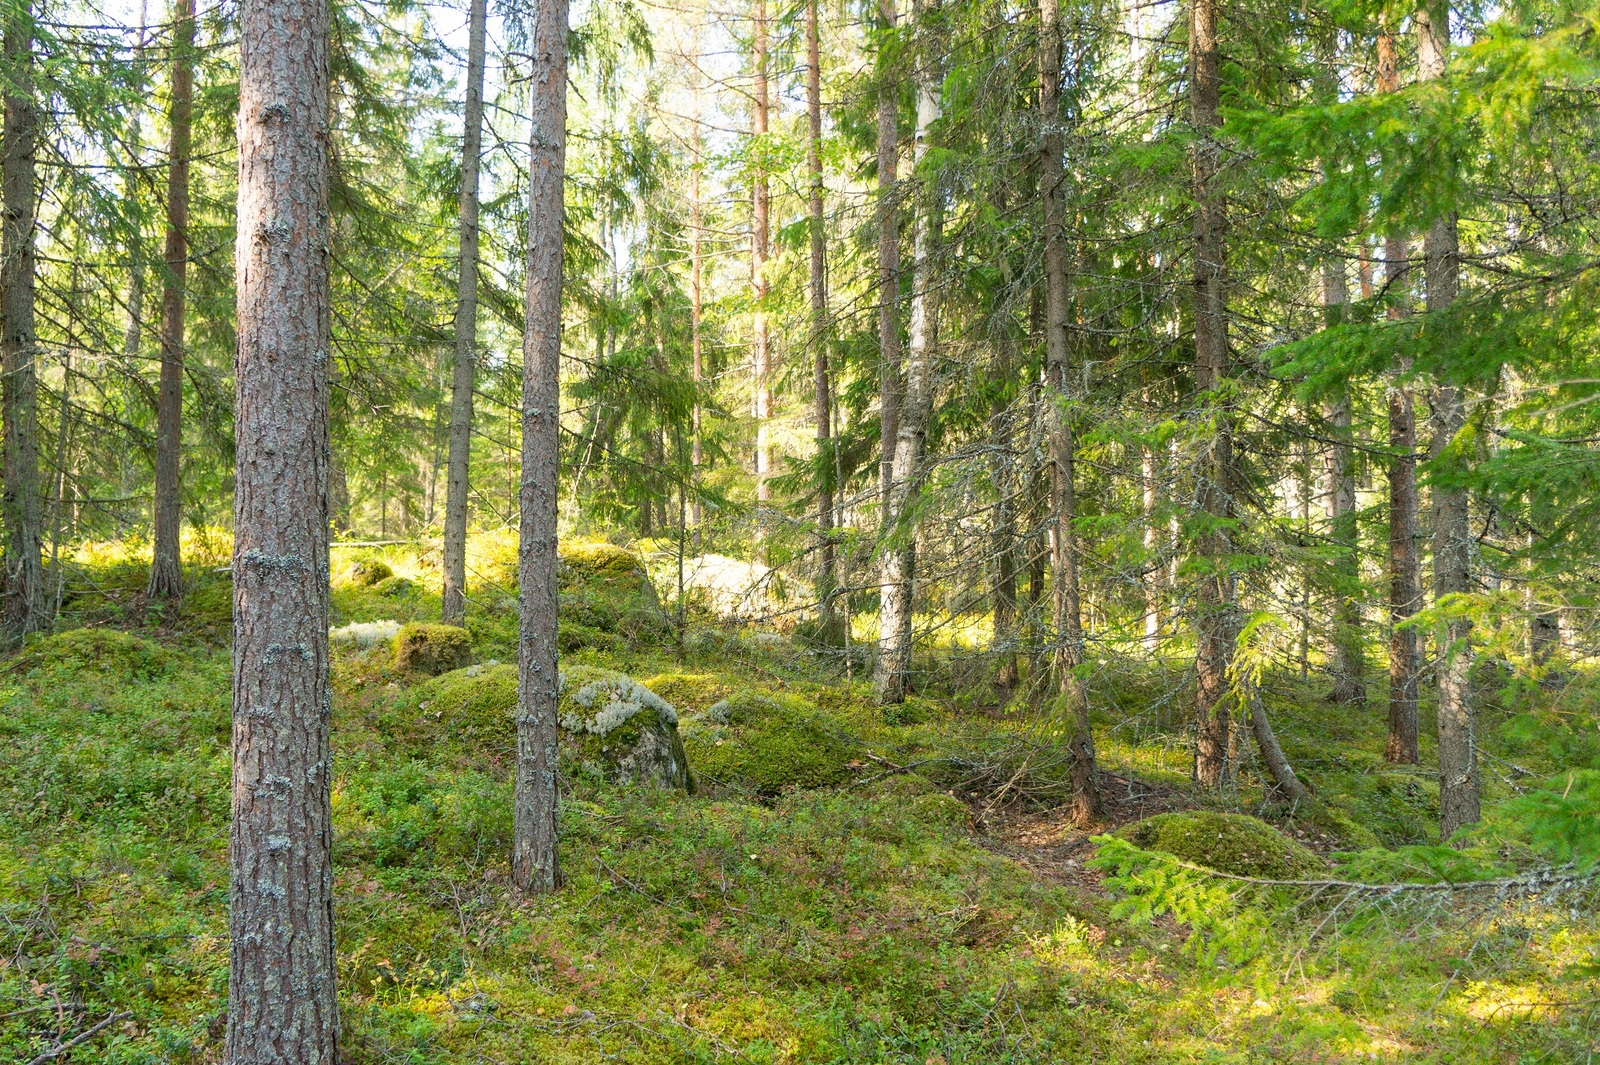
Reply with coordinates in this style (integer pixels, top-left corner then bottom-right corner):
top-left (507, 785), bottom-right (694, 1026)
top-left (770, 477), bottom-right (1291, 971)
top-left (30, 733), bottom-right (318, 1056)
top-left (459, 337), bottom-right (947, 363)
top-left (559, 540), bottom-right (641, 574)
top-left (1116, 811), bottom-right (1324, 879)
top-left (394, 623), bottom-right (472, 676)
top-left (685, 691), bottom-right (862, 795)
top-left (18, 627), bottom-right (172, 678)
top-left (641, 672), bottom-right (729, 713)
top-left (558, 622), bottom-right (623, 655)
top-left (373, 575), bottom-right (416, 598)
top-left (346, 558), bottom-right (394, 587)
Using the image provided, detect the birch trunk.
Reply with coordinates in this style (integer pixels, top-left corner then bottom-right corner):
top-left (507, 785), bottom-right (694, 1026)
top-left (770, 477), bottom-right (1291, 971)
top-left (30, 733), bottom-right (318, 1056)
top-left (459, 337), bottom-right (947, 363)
top-left (226, 0), bottom-right (339, 1053)
top-left (441, 0), bottom-right (488, 627)
top-left (874, 8), bottom-right (940, 703)
top-left (512, 0), bottom-right (568, 894)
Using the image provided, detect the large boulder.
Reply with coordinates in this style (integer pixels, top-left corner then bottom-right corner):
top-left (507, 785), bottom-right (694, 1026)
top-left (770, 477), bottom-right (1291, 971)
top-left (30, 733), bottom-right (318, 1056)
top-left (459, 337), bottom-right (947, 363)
top-left (681, 691), bottom-right (860, 796)
top-left (395, 623), bottom-right (472, 676)
top-left (1114, 811), bottom-right (1324, 879)
top-left (413, 663), bottom-right (691, 791)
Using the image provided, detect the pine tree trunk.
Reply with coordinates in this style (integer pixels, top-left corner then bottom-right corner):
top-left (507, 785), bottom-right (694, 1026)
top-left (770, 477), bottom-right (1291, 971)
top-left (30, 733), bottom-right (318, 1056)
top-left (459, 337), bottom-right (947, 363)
top-left (751, 0), bottom-right (773, 514)
top-left (874, 10), bottom-right (940, 704)
top-left (1, 4), bottom-right (44, 643)
top-left (690, 115), bottom-right (704, 547)
top-left (1378, 23), bottom-right (1422, 761)
top-left (512, 0), bottom-right (568, 894)
top-left (441, 0), bottom-right (488, 628)
top-left (1417, 0), bottom-right (1479, 840)
top-left (1189, 0), bottom-right (1236, 789)
top-left (147, 0), bottom-right (195, 606)
top-left (876, 0), bottom-right (901, 509)
top-left (226, 0), bottom-right (339, 1054)
top-left (1320, 262), bottom-right (1365, 704)
top-left (806, 0), bottom-right (838, 638)
top-left (1039, 0), bottom-right (1100, 823)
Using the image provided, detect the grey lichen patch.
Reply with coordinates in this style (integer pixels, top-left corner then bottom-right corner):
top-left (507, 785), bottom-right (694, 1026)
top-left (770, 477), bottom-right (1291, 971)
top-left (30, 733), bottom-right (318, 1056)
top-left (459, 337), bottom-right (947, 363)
top-left (559, 666), bottom-right (679, 736)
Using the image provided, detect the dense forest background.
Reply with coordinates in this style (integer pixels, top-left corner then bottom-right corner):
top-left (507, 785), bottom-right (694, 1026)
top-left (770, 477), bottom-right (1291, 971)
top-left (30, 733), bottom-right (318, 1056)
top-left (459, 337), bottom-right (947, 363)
top-left (5, 0), bottom-right (1600, 1056)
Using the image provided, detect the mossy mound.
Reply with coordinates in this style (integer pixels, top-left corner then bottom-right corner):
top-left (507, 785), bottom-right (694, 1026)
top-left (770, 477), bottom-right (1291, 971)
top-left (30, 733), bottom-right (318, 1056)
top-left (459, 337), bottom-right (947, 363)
top-left (684, 691), bottom-right (861, 796)
top-left (395, 623), bottom-right (472, 676)
top-left (346, 559), bottom-right (394, 587)
top-left (559, 540), bottom-right (642, 575)
top-left (373, 575), bottom-right (416, 598)
top-left (557, 543), bottom-right (671, 648)
top-left (1115, 811), bottom-right (1324, 880)
top-left (558, 622), bottom-right (624, 655)
top-left (18, 627), bottom-right (172, 678)
top-left (641, 673), bottom-right (730, 713)
top-left (412, 663), bottom-right (691, 790)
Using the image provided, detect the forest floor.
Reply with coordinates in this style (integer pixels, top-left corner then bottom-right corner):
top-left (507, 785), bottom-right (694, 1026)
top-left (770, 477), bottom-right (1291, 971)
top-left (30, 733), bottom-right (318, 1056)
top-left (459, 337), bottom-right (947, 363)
top-left (1, 536), bottom-right (1597, 1064)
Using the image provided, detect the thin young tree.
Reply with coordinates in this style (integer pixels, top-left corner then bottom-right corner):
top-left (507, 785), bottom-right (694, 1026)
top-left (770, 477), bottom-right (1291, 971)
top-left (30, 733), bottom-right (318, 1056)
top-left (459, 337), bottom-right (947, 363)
top-left (876, 0), bottom-right (900, 508)
top-left (2, 0), bottom-right (45, 642)
top-left (225, 0), bottom-right (339, 1053)
top-left (1321, 259), bottom-right (1365, 704)
top-left (1188, 0), bottom-right (1237, 788)
top-left (1379, 22), bottom-right (1421, 765)
top-left (147, 0), bottom-right (196, 606)
top-left (441, 0), bottom-right (488, 627)
top-left (1418, 0), bottom-right (1479, 838)
top-left (511, 0), bottom-right (569, 894)
top-left (875, 0), bottom-right (940, 704)
top-left (806, 0), bottom-right (839, 637)
top-left (1039, 0), bottom-right (1101, 822)
top-left (751, 0), bottom-right (774, 514)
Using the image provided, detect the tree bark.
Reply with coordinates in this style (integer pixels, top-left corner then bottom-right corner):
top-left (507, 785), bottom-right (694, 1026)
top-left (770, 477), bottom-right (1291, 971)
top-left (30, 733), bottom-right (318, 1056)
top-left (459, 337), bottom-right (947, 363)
top-left (512, 0), bottom-right (568, 894)
top-left (1417, 0), bottom-right (1479, 840)
top-left (1141, 444), bottom-right (1161, 646)
top-left (751, 0), bottom-right (774, 514)
top-left (441, 0), bottom-right (488, 627)
top-left (226, 0), bottom-right (339, 1054)
top-left (1320, 261), bottom-right (1365, 705)
top-left (1, 2), bottom-right (45, 643)
top-left (989, 344), bottom-right (1019, 695)
top-left (806, 0), bottom-right (839, 638)
top-left (876, 0), bottom-right (901, 509)
top-left (690, 111), bottom-right (704, 547)
top-left (1189, 0), bottom-right (1237, 789)
top-left (1380, 24), bottom-right (1422, 764)
top-left (874, 4), bottom-right (940, 704)
top-left (1246, 681), bottom-right (1313, 806)
top-left (147, 0), bottom-right (196, 606)
top-left (1039, 0), bottom-right (1100, 823)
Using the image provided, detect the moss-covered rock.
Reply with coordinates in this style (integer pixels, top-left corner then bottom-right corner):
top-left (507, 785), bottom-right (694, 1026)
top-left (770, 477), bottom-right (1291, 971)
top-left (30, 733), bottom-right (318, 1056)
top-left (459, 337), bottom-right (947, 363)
top-left (373, 575), bottom-right (416, 598)
top-left (19, 627), bottom-right (172, 678)
top-left (559, 665), bottom-right (692, 790)
top-left (1115, 811), bottom-right (1324, 879)
top-left (346, 558), bottom-right (394, 587)
top-left (557, 541), bottom-right (671, 648)
top-left (395, 623), bottom-right (472, 676)
top-left (558, 622), bottom-right (624, 655)
top-left (684, 691), bottom-right (861, 795)
top-left (412, 663), bottom-right (692, 790)
top-left (641, 673), bottom-right (730, 714)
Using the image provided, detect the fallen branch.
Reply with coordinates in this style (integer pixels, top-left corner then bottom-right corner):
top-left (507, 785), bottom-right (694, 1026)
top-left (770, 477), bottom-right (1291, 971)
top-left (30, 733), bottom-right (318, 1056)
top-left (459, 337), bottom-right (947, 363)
top-left (25, 1010), bottom-right (132, 1065)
